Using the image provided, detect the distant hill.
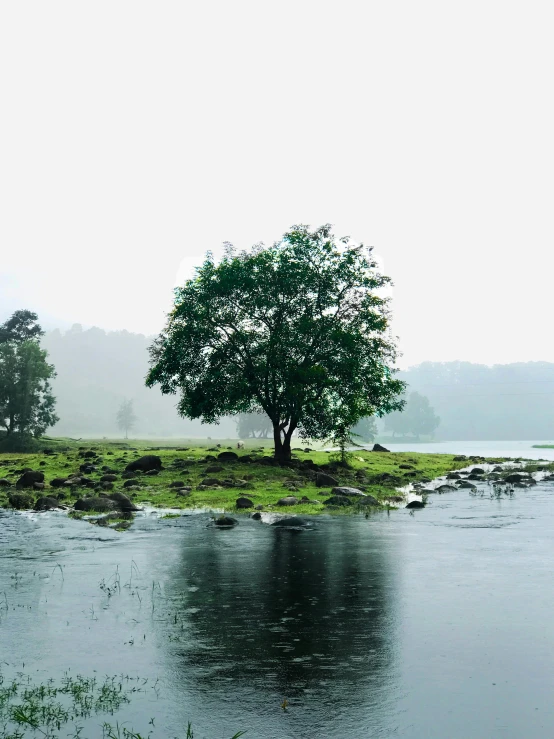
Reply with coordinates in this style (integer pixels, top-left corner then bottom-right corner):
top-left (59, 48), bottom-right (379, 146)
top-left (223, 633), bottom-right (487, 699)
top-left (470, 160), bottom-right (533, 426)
top-left (397, 361), bottom-right (554, 441)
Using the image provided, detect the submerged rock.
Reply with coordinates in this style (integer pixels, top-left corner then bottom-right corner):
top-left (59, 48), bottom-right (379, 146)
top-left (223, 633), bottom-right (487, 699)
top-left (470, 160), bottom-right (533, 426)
top-left (74, 497), bottom-right (116, 512)
top-left (271, 516), bottom-right (308, 528)
top-left (213, 516), bottom-right (237, 527)
top-left (34, 496), bottom-right (61, 511)
top-left (406, 500), bottom-right (425, 509)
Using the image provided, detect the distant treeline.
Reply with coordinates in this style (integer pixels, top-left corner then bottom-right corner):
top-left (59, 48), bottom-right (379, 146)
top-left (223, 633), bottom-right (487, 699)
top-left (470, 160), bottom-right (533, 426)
top-left (41, 326), bottom-right (554, 441)
top-left (41, 325), bottom-right (235, 438)
top-left (395, 361), bottom-right (554, 441)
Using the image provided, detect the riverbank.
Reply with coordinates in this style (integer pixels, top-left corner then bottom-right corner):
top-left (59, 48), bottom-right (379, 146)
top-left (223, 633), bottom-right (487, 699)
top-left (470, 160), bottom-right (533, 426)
top-left (0, 440), bottom-right (514, 525)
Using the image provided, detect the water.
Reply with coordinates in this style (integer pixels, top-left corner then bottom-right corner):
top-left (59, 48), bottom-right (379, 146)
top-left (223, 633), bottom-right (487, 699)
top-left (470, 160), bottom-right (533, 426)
top-left (380, 439), bottom-right (554, 460)
top-left (2, 442), bottom-right (554, 737)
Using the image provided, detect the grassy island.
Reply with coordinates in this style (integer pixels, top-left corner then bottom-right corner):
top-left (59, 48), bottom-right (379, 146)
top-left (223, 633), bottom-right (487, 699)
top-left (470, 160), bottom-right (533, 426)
top-left (0, 438), bottom-right (508, 522)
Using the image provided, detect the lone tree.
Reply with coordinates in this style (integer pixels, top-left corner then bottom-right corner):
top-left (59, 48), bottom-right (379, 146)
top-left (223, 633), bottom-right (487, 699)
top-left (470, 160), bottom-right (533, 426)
top-left (384, 391), bottom-right (440, 439)
top-left (146, 224), bottom-right (405, 461)
top-left (116, 399), bottom-right (137, 439)
top-left (0, 311), bottom-right (59, 443)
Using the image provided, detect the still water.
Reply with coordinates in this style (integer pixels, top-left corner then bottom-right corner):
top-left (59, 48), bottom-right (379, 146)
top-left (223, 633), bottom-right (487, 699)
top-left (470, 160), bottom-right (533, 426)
top-left (2, 441), bottom-right (554, 738)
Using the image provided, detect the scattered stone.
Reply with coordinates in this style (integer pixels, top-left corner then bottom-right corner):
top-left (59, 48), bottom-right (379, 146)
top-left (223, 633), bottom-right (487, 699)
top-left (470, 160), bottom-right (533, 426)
top-left (16, 471), bottom-right (44, 488)
top-left (457, 481), bottom-right (476, 489)
top-left (331, 486), bottom-right (367, 497)
top-left (446, 473), bottom-right (461, 480)
top-left (453, 455), bottom-right (467, 461)
top-left (315, 472), bottom-right (339, 487)
top-left (107, 492), bottom-right (140, 511)
top-left (176, 488), bottom-right (192, 496)
top-left (406, 500), bottom-right (425, 509)
top-left (236, 497), bottom-right (254, 509)
top-left (125, 455), bottom-right (162, 473)
top-left (399, 464), bottom-right (415, 470)
top-left (169, 480), bottom-right (188, 488)
top-left (218, 451), bottom-right (238, 462)
top-left (33, 482), bottom-right (45, 490)
top-left (8, 492), bottom-right (34, 509)
top-left (145, 469), bottom-right (160, 476)
top-left (205, 465), bottom-right (224, 474)
top-left (372, 444), bottom-right (390, 452)
top-left (0, 479), bottom-right (10, 487)
top-left (324, 496), bottom-right (352, 506)
top-left (123, 479), bottom-right (140, 488)
top-left (436, 484), bottom-right (457, 492)
top-left (251, 512), bottom-right (262, 520)
top-left (201, 477), bottom-right (221, 486)
top-left (100, 474), bottom-right (118, 482)
top-left (471, 467), bottom-right (485, 474)
top-left (276, 496), bottom-right (298, 506)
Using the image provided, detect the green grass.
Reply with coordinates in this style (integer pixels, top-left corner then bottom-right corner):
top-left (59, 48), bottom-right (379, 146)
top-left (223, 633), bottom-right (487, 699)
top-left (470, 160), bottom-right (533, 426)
top-left (0, 437), bottom-right (504, 522)
top-left (0, 671), bottom-right (244, 738)
top-left (532, 444), bottom-right (554, 448)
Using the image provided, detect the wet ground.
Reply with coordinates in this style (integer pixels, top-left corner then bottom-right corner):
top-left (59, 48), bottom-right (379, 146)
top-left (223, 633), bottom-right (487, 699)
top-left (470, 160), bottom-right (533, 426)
top-left (2, 451), bottom-right (554, 738)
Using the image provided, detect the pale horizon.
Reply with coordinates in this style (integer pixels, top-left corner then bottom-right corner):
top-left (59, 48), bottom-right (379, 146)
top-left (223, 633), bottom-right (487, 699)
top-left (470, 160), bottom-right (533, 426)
top-left (2, 1), bottom-right (553, 369)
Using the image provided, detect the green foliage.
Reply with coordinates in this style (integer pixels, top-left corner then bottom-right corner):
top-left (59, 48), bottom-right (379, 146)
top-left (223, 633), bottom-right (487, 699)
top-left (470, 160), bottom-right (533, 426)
top-left (0, 310), bottom-right (44, 345)
top-left (147, 224), bottom-right (405, 459)
top-left (116, 399), bottom-right (137, 439)
top-left (384, 391), bottom-right (440, 438)
top-left (0, 313), bottom-right (59, 445)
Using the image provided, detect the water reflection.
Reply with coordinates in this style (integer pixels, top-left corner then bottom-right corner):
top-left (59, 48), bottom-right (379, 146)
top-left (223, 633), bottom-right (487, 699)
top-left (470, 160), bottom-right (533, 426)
top-left (162, 518), bottom-right (400, 717)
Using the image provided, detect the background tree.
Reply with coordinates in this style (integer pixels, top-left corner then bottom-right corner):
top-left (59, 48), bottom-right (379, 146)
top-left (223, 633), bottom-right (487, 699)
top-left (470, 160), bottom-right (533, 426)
top-left (0, 311), bottom-right (58, 444)
top-left (384, 391), bottom-right (440, 439)
top-left (236, 412), bottom-right (272, 439)
top-left (146, 224), bottom-right (405, 460)
top-left (351, 416), bottom-right (378, 443)
top-left (116, 399), bottom-right (137, 439)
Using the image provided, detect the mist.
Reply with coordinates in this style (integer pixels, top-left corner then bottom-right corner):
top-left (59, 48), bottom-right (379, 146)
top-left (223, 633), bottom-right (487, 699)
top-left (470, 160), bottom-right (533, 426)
top-left (41, 324), bottom-right (236, 439)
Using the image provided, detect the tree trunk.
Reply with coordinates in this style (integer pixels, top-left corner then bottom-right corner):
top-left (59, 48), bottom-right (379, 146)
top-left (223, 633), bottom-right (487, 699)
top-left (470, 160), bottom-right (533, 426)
top-left (273, 422), bottom-right (296, 461)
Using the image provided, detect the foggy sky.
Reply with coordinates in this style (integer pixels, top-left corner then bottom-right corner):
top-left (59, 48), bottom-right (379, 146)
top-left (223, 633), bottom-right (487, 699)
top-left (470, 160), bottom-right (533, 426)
top-left (1, 2), bottom-right (552, 369)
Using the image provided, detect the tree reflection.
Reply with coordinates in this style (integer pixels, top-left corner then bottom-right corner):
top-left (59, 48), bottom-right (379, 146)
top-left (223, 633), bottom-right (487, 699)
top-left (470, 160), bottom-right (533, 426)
top-left (163, 518), bottom-right (399, 705)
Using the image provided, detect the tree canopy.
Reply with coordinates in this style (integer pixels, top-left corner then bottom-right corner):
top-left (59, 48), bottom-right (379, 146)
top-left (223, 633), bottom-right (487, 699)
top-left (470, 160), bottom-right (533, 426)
top-left (0, 310), bottom-right (44, 344)
top-left (0, 311), bottom-right (58, 444)
top-left (146, 224), bottom-right (405, 459)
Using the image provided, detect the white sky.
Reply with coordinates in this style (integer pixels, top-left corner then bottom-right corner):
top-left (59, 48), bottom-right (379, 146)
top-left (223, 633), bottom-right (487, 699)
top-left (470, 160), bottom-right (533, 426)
top-left (1, 1), bottom-right (553, 369)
